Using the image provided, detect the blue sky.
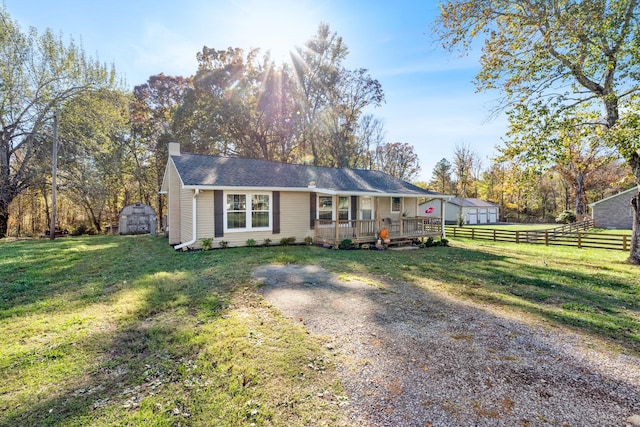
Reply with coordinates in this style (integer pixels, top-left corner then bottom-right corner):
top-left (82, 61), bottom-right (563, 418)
top-left (4, 0), bottom-right (507, 182)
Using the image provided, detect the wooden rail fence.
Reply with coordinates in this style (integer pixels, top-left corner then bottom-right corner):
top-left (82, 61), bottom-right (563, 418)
top-left (444, 219), bottom-right (631, 251)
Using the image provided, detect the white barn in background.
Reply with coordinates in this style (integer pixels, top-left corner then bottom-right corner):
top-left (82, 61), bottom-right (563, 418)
top-left (419, 198), bottom-right (500, 225)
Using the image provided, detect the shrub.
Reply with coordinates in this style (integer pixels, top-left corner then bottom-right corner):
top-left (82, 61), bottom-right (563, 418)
top-left (71, 223), bottom-right (95, 236)
top-left (200, 237), bottom-right (214, 250)
top-left (246, 238), bottom-right (256, 247)
top-left (279, 237), bottom-right (296, 246)
top-left (439, 238), bottom-right (449, 246)
top-left (456, 214), bottom-right (465, 227)
top-left (339, 239), bottom-right (353, 250)
top-left (556, 210), bottom-right (577, 224)
top-left (304, 236), bottom-right (313, 245)
top-left (219, 240), bottom-right (229, 249)
top-left (263, 238), bottom-right (272, 247)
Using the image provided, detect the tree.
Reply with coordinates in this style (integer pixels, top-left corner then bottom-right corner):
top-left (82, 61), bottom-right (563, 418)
top-left (292, 23), bottom-right (384, 167)
top-left (131, 74), bottom-right (191, 229)
top-left (174, 24), bottom-right (385, 170)
top-left (374, 142), bottom-right (421, 181)
top-left (58, 89), bottom-right (131, 232)
top-left (353, 114), bottom-right (385, 169)
top-left (429, 158), bottom-right (453, 193)
top-left (292, 23), bottom-right (348, 165)
top-left (0, 7), bottom-right (116, 237)
top-left (502, 110), bottom-right (619, 215)
top-left (453, 144), bottom-right (481, 198)
top-left (435, 0), bottom-right (640, 263)
top-left (173, 47), bottom-right (304, 162)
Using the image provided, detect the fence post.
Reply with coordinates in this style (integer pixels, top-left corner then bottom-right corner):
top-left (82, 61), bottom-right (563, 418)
top-left (623, 235), bottom-right (628, 251)
top-left (516, 231), bottom-right (520, 244)
top-left (577, 232), bottom-right (582, 248)
top-left (545, 230), bottom-right (549, 246)
top-left (472, 228), bottom-right (475, 239)
top-left (493, 229), bottom-right (496, 242)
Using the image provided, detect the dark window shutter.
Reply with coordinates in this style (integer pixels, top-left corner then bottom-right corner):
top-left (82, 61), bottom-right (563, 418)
top-left (309, 193), bottom-right (316, 229)
top-left (351, 196), bottom-right (357, 220)
top-left (272, 191), bottom-right (280, 234)
top-left (214, 190), bottom-right (224, 237)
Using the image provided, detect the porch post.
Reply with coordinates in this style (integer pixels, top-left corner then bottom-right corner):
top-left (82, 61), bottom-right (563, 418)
top-left (441, 198), bottom-right (446, 238)
top-left (334, 195), bottom-right (340, 243)
top-left (399, 198), bottom-right (404, 235)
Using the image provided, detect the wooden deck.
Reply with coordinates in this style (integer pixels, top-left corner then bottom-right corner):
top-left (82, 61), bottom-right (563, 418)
top-left (314, 217), bottom-right (443, 246)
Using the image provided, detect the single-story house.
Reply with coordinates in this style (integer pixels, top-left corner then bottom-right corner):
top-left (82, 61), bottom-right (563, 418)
top-left (588, 187), bottom-right (637, 229)
top-left (419, 197), bottom-right (500, 225)
top-left (160, 143), bottom-right (451, 249)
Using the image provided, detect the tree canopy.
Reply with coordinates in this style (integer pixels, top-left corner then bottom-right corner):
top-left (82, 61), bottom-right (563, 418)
top-left (435, 0), bottom-right (640, 263)
top-left (0, 6), bottom-right (118, 237)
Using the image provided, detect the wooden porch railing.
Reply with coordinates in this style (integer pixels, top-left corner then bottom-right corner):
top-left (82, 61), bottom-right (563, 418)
top-left (314, 217), bottom-right (442, 245)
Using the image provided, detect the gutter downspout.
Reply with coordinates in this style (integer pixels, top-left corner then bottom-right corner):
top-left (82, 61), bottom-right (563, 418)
top-left (175, 188), bottom-right (199, 250)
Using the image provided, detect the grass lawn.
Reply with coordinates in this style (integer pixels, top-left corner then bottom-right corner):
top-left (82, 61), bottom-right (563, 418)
top-left (1, 235), bottom-right (638, 426)
top-left (461, 223), bottom-right (562, 231)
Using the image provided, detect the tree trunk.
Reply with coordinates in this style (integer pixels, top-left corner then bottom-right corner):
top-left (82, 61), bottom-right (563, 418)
top-left (0, 200), bottom-right (9, 238)
top-left (575, 174), bottom-right (585, 215)
top-left (630, 190), bottom-right (640, 264)
top-left (629, 153), bottom-right (640, 265)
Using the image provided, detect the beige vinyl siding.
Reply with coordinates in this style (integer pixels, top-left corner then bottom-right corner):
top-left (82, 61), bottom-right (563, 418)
top-left (377, 196), bottom-right (417, 223)
top-left (195, 190), bottom-right (215, 248)
top-left (180, 188), bottom-right (193, 244)
top-left (403, 198), bottom-right (417, 216)
top-left (280, 191), bottom-right (312, 240)
top-left (167, 163), bottom-right (182, 245)
top-left (377, 197), bottom-right (391, 219)
top-left (213, 191), bottom-right (311, 248)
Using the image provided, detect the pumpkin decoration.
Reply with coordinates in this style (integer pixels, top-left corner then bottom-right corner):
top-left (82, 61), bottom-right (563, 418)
top-left (379, 227), bottom-right (389, 239)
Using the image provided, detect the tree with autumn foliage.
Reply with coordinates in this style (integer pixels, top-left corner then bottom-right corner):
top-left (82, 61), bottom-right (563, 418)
top-left (131, 74), bottom-right (190, 229)
top-left (374, 142), bottom-right (421, 181)
top-left (435, 0), bottom-right (640, 263)
top-left (0, 6), bottom-right (117, 237)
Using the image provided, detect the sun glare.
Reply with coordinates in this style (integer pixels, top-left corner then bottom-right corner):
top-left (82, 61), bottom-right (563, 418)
top-left (231, 0), bottom-right (321, 64)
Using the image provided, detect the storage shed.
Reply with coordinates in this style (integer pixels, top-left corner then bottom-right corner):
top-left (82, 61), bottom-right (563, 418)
top-left (119, 203), bottom-right (157, 235)
top-left (588, 187), bottom-right (637, 229)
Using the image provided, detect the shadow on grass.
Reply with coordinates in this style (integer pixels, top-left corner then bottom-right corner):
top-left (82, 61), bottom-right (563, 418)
top-left (0, 235), bottom-right (231, 426)
top-left (1, 238), bottom-right (638, 426)
top-left (396, 246), bottom-right (639, 353)
top-left (256, 252), bottom-right (640, 426)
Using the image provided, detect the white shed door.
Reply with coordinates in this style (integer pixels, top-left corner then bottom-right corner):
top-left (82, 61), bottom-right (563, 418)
top-left (489, 209), bottom-right (497, 223)
top-left (467, 209), bottom-right (478, 224)
top-left (479, 209), bottom-right (488, 224)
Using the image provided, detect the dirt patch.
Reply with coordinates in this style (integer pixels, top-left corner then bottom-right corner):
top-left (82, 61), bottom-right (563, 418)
top-left (254, 264), bottom-right (640, 427)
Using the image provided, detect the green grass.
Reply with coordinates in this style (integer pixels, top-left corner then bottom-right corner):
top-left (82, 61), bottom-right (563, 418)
top-left (1, 235), bottom-right (638, 426)
top-left (461, 223), bottom-right (560, 231)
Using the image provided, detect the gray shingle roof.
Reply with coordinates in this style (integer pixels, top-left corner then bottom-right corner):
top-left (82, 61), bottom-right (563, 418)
top-left (171, 153), bottom-right (440, 196)
top-left (447, 198), bottom-right (499, 207)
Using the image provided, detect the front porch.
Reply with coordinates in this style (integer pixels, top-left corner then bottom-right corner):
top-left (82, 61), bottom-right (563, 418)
top-left (314, 217), bottom-right (443, 246)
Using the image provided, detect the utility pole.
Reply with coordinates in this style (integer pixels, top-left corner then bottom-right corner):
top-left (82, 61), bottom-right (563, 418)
top-left (50, 113), bottom-right (58, 240)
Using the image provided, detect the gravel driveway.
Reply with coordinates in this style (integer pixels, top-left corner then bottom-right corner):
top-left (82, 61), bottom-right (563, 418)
top-left (254, 264), bottom-right (640, 427)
